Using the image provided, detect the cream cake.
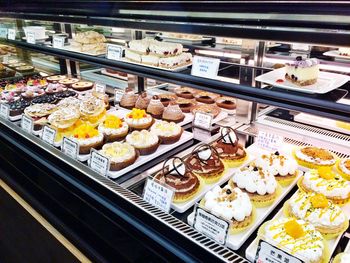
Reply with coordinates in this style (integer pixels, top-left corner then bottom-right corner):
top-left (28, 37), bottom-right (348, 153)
top-left (294, 146), bottom-right (336, 169)
top-left (71, 123), bottom-right (104, 154)
top-left (100, 142), bottom-right (137, 171)
top-left (285, 57), bottom-right (319, 86)
top-left (125, 108), bottom-right (153, 130)
top-left (98, 115), bottom-right (129, 142)
top-left (150, 121), bottom-right (183, 144)
top-left (125, 49), bottom-right (142, 63)
top-left (126, 130), bottom-right (159, 155)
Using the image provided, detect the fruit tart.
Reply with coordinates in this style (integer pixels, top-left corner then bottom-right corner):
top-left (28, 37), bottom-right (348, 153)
top-left (71, 123), bottom-right (104, 154)
top-left (99, 142), bottom-right (137, 171)
top-left (150, 121), bottom-right (183, 144)
top-left (294, 146), bottom-right (336, 169)
top-left (146, 95), bottom-right (164, 119)
top-left (79, 96), bottom-right (106, 127)
top-left (21, 86), bottom-right (45, 100)
top-left (185, 144), bottom-right (225, 184)
top-left (98, 114), bottom-right (129, 142)
top-left (336, 158), bottom-right (350, 181)
top-left (284, 191), bottom-right (348, 239)
top-left (55, 89), bottom-right (77, 100)
top-left (125, 108), bottom-right (154, 130)
top-left (126, 130), bottom-right (159, 155)
top-left (31, 94), bottom-right (57, 104)
top-left (24, 103), bottom-right (58, 130)
top-left (162, 102), bottom-right (185, 123)
top-left (120, 87), bottom-right (138, 109)
top-left (8, 99), bottom-right (31, 117)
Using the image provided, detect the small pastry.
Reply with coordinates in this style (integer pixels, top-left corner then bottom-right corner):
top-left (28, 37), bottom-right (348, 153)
top-left (158, 93), bottom-right (177, 107)
top-left (125, 108), bottom-right (154, 130)
top-left (57, 97), bottom-right (80, 108)
top-left (21, 87), bottom-right (45, 100)
top-left (79, 96), bottom-right (106, 127)
top-left (55, 90), bottom-right (77, 99)
top-left (294, 146), bottom-right (336, 169)
top-left (195, 91), bottom-right (219, 104)
top-left (150, 121), bottom-right (183, 144)
top-left (186, 144), bottom-right (225, 184)
top-left (71, 81), bottom-right (94, 91)
top-left (99, 142), bottom-right (137, 171)
top-left (333, 253), bottom-right (350, 263)
top-left (58, 78), bottom-right (80, 87)
top-left (190, 104), bottom-right (221, 118)
top-left (98, 115), bottom-right (129, 142)
top-left (8, 62), bottom-right (26, 69)
top-left (24, 103), bottom-right (58, 130)
top-left (71, 123), bottom-right (104, 154)
top-left (46, 75), bottom-right (67, 83)
top-left (216, 96), bottom-right (236, 110)
top-left (31, 94), bottom-right (57, 104)
top-left (174, 87), bottom-right (197, 99)
top-left (45, 83), bottom-right (66, 94)
top-left (126, 130), bottom-right (159, 155)
top-left (175, 98), bottom-right (196, 113)
top-left (146, 95), bottom-right (164, 119)
top-left (201, 185), bottom-right (255, 234)
top-left (135, 92), bottom-right (151, 110)
top-left (162, 102), bottom-right (185, 123)
top-left (120, 88), bottom-right (138, 109)
top-left (16, 65), bottom-right (34, 73)
top-left (337, 158), bottom-right (350, 180)
top-left (154, 157), bottom-right (200, 203)
top-left (8, 99), bottom-right (30, 117)
top-left (48, 105), bottom-right (80, 129)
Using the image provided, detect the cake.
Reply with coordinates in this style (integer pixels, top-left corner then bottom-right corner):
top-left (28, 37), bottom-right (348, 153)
top-left (8, 99), bottom-right (30, 117)
top-left (333, 253), bottom-right (350, 263)
top-left (253, 151), bottom-right (298, 186)
top-left (79, 96), bottom-right (106, 127)
top-left (71, 123), bottom-right (104, 154)
top-left (195, 91), bottom-right (219, 104)
top-left (57, 97), bottom-right (80, 108)
top-left (190, 104), bottom-right (221, 118)
top-left (201, 185), bottom-right (254, 234)
top-left (141, 54), bottom-right (159, 66)
top-left (259, 218), bottom-right (327, 263)
top-left (70, 31), bottom-right (106, 54)
top-left (71, 81), bottom-right (94, 91)
top-left (175, 98), bottom-right (196, 113)
top-left (185, 144), bottom-right (225, 184)
top-left (154, 157), bottom-right (200, 203)
top-left (46, 75), bottom-right (67, 83)
top-left (16, 65), bottom-right (34, 73)
top-left (21, 87), bottom-right (45, 100)
top-left (294, 146), bottom-right (336, 169)
top-left (31, 94), bottom-right (57, 105)
top-left (98, 115), bottom-right (129, 142)
top-left (58, 78), bottom-right (80, 87)
top-left (158, 93), bottom-right (177, 107)
top-left (174, 87), bottom-right (197, 99)
top-left (213, 127), bottom-right (247, 168)
top-left (125, 49), bottom-right (142, 63)
top-left (338, 48), bottom-right (350, 56)
top-left (230, 164), bottom-right (279, 207)
top-left (215, 96), bottom-right (236, 110)
top-left (162, 103), bottom-right (185, 123)
top-left (150, 121), bottom-right (183, 144)
top-left (125, 108), bottom-right (154, 130)
top-left (55, 90), bottom-right (77, 99)
top-left (337, 158), bottom-right (350, 180)
top-left (298, 168), bottom-right (350, 205)
top-left (284, 191), bottom-right (348, 239)
top-left (158, 53), bottom-right (192, 69)
top-left (148, 40), bottom-right (182, 57)
top-left (120, 88), bottom-right (138, 109)
top-left (99, 142), bottom-right (137, 171)
top-left (125, 130), bottom-right (159, 155)
top-left (45, 83), bottom-right (66, 94)
top-left (24, 103), bottom-right (58, 130)
top-left (134, 92), bottom-right (151, 110)
top-left (285, 57), bottom-right (319, 86)
top-left (128, 39), bottom-right (154, 54)
top-left (146, 95), bottom-right (164, 119)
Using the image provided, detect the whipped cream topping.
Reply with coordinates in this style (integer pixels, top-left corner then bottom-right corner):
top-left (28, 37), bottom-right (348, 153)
top-left (303, 170), bottom-right (350, 199)
top-left (71, 132), bottom-right (103, 147)
top-left (264, 218), bottom-right (324, 263)
top-left (57, 97), bottom-right (81, 108)
top-left (340, 253), bottom-right (350, 263)
top-left (232, 166), bottom-right (277, 195)
top-left (98, 122), bottom-right (129, 136)
top-left (125, 114), bottom-right (153, 126)
top-left (100, 142), bottom-right (136, 163)
top-left (254, 153), bottom-right (298, 177)
top-left (339, 159), bottom-right (350, 175)
top-left (204, 185), bottom-right (252, 222)
top-left (289, 191), bottom-right (347, 228)
top-left (126, 130), bottom-right (158, 148)
top-left (295, 147), bottom-right (336, 165)
top-left (286, 58), bottom-right (319, 68)
top-left (150, 121), bottom-right (182, 137)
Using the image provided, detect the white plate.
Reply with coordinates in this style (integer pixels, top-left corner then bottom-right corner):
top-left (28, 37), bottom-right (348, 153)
top-left (121, 58), bottom-right (191, 72)
top-left (255, 67), bottom-right (350, 94)
top-left (323, 50), bottom-right (350, 60)
top-left (245, 191), bottom-right (350, 262)
top-left (61, 45), bottom-right (106, 56)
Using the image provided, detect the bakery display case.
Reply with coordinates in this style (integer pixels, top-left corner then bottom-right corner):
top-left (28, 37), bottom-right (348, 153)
top-left (1, 1), bottom-right (350, 262)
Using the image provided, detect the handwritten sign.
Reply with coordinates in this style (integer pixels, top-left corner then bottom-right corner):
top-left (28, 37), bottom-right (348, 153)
top-left (255, 240), bottom-right (303, 263)
top-left (191, 55), bottom-right (220, 79)
top-left (257, 131), bottom-right (284, 152)
top-left (21, 115), bottom-right (34, 134)
top-left (107, 44), bottom-right (122, 60)
top-left (143, 178), bottom-right (174, 213)
top-left (62, 137), bottom-right (79, 160)
top-left (89, 149), bottom-right (110, 176)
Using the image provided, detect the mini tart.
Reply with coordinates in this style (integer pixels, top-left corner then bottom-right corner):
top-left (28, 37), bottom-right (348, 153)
top-left (55, 90), bottom-right (77, 99)
top-left (201, 185), bottom-right (255, 234)
top-left (298, 168), bottom-right (350, 205)
top-left (58, 78), bottom-right (80, 87)
top-left (71, 124), bottom-right (104, 154)
top-left (284, 191), bottom-right (349, 239)
top-left (71, 81), bottom-right (94, 91)
top-left (195, 91), bottom-right (219, 104)
top-left (125, 108), bottom-right (154, 130)
top-left (126, 130), bottom-right (159, 155)
top-left (158, 93), bottom-right (177, 107)
top-left (174, 87), bottom-right (197, 99)
top-left (337, 158), bottom-right (350, 181)
top-left (46, 75), bottom-right (67, 83)
top-left (230, 165), bottom-right (279, 207)
top-left (16, 65), bottom-right (34, 73)
top-left (99, 142), bottom-right (137, 171)
top-left (146, 96), bottom-right (164, 119)
top-left (258, 218), bottom-right (328, 263)
top-left (294, 146), bottom-right (336, 169)
top-left (333, 253), bottom-right (350, 263)
top-left (190, 104), bottom-right (221, 118)
top-left (98, 115), bottom-right (129, 142)
top-left (24, 103), bottom-right (58, 130)
top-left (253, 151), bottom-right (299, 186)
top-left (162, 103), bottom-right (185, 123)
top-left (135, 92), bottom-right (150, 110)
top-left (175, 98), bottom-right (196, 113)
top-left (150, 121), bottom-right (183, 144)
top-left (48, 106), bottom-right (80, 129)
top-left (21, 88), bottom-right (45, 100)
top-left (215, 96), bottom-right (236, 110)
top-left (120, 89), bottom-right (138, 109)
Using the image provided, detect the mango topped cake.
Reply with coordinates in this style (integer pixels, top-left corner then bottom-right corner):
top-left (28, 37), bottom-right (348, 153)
top-left (71, 123), bottom-right (104, 154)
top-left (294, 146), bottom-right (336, 169)
top-left (98, 114), bottom-right (129, 142)
top-left (125, 108), bottom-right (154, 130)
top-left (285, 191), bottom-right (348, 239)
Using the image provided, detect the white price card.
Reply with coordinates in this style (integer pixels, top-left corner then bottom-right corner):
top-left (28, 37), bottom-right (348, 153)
top-left (21, 114), bottom-right (34, 134)
top-left (107, 44), bottom-right (122, 60)
top-left (257, 131), bottom-right (284, 152)
top-left (95, 83), bottom-right (106, 94)
top-left (114, 89), bottom-right (124, 104)
top-left (26, 31), bottom-right (36, 44)
top-left (255, 240), bottom-right (303, 263)
top-left (193, 112), bottom-right (213, 130)
top-left (52, 36), bottom-right (64, 48)
top-left (191, 55), bottom-right (220, 79)
top-left (0, 104), bottom-right (10, 119)
top-left (143, 178), bottom-right (174, 213)
top-left (7, 29), bottom-right (16, 40)
top-left (41, 125), bottom-right (57, 145)
top-left (62, 137), bottom-right (79, 160)
top-left (193, 205), bottom-right (230, 245)
top-left (89, 149), bottom-right (110, 176)
top-left (0, 28), bottom-right (7, 38)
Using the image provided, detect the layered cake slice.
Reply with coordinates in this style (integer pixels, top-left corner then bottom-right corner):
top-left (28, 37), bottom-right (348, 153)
top-left (285, 56), bottom-right (319, 86)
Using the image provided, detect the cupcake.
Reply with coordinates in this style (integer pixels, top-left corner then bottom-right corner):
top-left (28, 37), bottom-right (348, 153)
top-left (135, 92), bottom-right (151, 110)
top-left (146, 95), bottom-right (164, 119)
top-left (99, 142), bottom-right (137, 171)
top-left (125, 108), bottom-right (154, 130)
top-left (195, 91), bottom-right (219, 104)
top-left (150, 121), bottom-right (183, 144)
top-left (201, 185), bottom-right (255, 234)
top-left (294, 146), bottom-right (336, 169)
top-left (120, 88), bottom-right (138, 109)
top-left (337, 158), bottom-right (350, 180)
top-left (126, 130), bottom-right (159, 155)
top-left (98, 115), bottom-right (129, 142)
top-left (174, 87), bottom-right (197, 99)
top-left (185, 144), bottom-right (225, 184)
top-left (162, 102), bottom-right (185, 123)
top-left (71, 123), bottom-right (104, 154)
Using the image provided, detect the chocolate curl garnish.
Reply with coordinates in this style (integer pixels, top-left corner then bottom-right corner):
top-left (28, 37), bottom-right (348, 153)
top-left (161, 156), bottom-right (188, 180)
top-left (218, 126), bottom-right (238, 146)
top-left (192, 143), bottom-right (220, 164)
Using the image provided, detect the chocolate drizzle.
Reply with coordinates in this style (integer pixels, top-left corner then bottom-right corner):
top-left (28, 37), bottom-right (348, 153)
top-left (219, 126), bottom-right (238, 146)
top-left (192, 144), bottom-right (220, 165)
top-left (162, 157), bottom-right (188, 178)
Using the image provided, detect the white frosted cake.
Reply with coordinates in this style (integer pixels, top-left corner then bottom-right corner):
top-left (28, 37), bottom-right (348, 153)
top-left (285, 57), bottom-right (319, 86)
top-left (339, 47), bottom-right (350, 56)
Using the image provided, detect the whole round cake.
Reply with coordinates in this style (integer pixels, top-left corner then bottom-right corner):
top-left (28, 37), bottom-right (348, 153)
top-left (99, 142), bottom-right (137, 171)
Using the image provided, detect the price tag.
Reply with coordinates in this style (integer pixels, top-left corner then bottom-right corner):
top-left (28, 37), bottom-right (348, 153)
top-left (7, 29), bottom-right (16, 40)
top-left (193, 205), bottom-right (230, 245)
top-left (41, 125), bottom-right (57, 145)
top-left (0, 28), bottom-right (7, 38)
top-left (89, 149), bottom-right (110, 176)
top-left (255, 240), bottom-right (303, 263)
top-left (21, 115), bottom-right (34, 134)
top-left (191, 55), bottom-right (220, 79)
top-left (114, 89), bottom-right (124, 104)
top-left (143, 178), bottom-right (174, 213)
top-left (256, 131), bottom-right (284, 152)
top-left (52, 36), bottom-right (64, 48)
top-left (95, 83), bottom-right (106, 94)
top-left (26, 31), bottom-right (36, 44)
top-left (107, 44), bottom-right (122, 60)
top-left (193, 112), bottom-right (213, 130)
top-left (62, 137), bottom-right (79, 160)
top-left (0, 103), bottom-right (10, 119)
